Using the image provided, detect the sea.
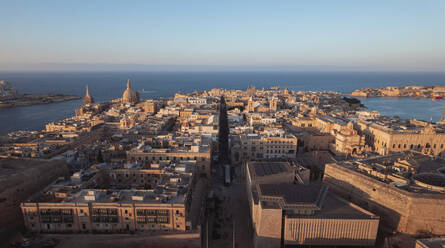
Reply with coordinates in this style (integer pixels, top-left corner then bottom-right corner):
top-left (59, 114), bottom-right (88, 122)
top-left (0, 71), bottom-right (444, 134)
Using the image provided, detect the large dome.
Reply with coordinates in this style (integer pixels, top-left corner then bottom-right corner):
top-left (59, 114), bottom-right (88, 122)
top-left (122, 79), bottom-right (140, 104)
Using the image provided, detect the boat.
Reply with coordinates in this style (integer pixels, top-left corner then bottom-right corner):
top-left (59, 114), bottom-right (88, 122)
top-left (140, 89), bottom-right (156, 94)
top-left (432, 95), bottom-right (444, 99)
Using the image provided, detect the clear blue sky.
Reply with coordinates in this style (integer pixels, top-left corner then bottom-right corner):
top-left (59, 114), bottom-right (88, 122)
top-left (1, 0), bottom-right (445, 71)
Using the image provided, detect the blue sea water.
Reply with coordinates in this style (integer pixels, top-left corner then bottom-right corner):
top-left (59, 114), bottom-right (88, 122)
top-left (0, 71), bottom-right (444, 134)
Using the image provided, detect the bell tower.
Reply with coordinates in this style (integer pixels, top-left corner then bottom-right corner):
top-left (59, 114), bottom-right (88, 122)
top-left (270, 97), bottom-right (278, 112)
top-left (247, 97), bottom-right (255, 112)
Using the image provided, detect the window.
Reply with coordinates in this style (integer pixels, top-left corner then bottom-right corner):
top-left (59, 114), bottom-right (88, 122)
top-left (40, 209), bottom-right (51, 216)
top-left (157, 216), bottom-right (169, 224)
top-left (125, 210), bottom-right (128, 214)
top-left (62, 209), bottom-right (73, 215)
top-left (63, 216), bottom-right (73, 223)
top-left (157, 209), bottom-right (169, 216)
top-left (108, 209), bottom-right (117, 215)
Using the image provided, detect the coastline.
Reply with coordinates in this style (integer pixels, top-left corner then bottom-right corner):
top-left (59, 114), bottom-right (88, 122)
top-left (349, 85), bottom-right (445, 99)
top-left (0, 94), bottom-right (80, 109)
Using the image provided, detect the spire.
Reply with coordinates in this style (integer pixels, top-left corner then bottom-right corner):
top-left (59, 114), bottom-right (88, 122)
top-left (127, 79), bottom-right (131, 89)
top-left (85, 84), bottom-right (91, 97)
top-left (83, 84), bottom-right (94, 105)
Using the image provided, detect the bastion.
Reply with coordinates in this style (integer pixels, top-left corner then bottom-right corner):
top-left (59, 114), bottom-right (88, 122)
top-left (323, 153), bottom-right (445, 235)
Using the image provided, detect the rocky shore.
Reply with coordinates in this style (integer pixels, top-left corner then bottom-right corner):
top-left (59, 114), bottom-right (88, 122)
top-left (349, 85), bottom-right (445, 98)
top-left (0, 94), bottom-right (81, 108)
top-left (0, 80), bottom-right (80, 108)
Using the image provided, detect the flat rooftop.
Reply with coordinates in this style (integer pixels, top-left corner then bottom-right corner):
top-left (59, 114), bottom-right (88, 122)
top-left (258, 183), bottom-right (377, 219)
top-left (259, 183), bottom-right (323, 205)
top-left (252, 162), bottom-right (289, 177)
top-left (63, 189), bottom-right (186, 204)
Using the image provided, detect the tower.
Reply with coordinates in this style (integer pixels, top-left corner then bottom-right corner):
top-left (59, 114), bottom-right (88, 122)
top-left (247, 97), bottom-right (255, 112)
top-left (82, 85), bottom-right (94, 105)
top-left (247, 85), bottom-right (256, 97)
top-left (270, 97), bottom-right (278, 112)
top-left (284, 88), bottom-right (289, 95)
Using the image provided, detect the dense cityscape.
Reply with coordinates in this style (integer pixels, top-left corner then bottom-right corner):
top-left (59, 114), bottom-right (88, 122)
top-left (0, 80), bottom-right (444, 247)
top-left (2, 1), bottom-right (445, 247)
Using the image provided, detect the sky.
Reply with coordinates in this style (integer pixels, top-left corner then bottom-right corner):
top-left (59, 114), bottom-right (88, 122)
top-left (1, 0), bottom-right (445, 71)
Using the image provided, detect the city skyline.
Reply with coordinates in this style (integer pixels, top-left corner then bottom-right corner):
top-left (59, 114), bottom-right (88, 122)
top-left (1, 1), bottom-right (445, 71)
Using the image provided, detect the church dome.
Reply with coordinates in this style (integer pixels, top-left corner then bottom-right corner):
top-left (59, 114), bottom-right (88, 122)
top-left (122, 79), bottom-right (140, 104)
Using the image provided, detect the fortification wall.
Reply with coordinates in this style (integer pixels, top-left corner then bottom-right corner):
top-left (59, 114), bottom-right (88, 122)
top-left (0, 158), bottom-right (69, 240)
top-left (324, 163), bottom-right (445, 235)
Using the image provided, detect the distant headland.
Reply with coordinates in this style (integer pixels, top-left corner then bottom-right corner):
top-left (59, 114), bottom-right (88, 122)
top-left (0, 80), bottom-right (80, 108)
top-left (350, 85), bottom-right (445, 99)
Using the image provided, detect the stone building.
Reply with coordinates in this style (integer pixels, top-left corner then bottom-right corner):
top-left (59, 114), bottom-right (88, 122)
top-left (21, 190), bottom-right (189, 233)
top-left (126, 147), bottom-right (212, 178)
top-left (143, 100), bottom-right (158, 114)
top-left (245, 161), bottom-right (379, 248)
top-left (356, 119), bottom-right (445, 156)
top-left (330, 121), bottom-right (365, 155)
top-left (21, 163), bottom-right (193, 233)
top-left (230, 133), bottom-right (298, 165)
top-left (269, 97), bottom-right (279, 112)
top-left (323, 152), bottom-right (445, 235)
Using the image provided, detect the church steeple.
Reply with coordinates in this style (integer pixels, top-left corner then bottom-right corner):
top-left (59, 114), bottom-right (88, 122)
top-left (127, 79), bottom-right (131, 89)
top-left (83, 84), bottom-right (94, 105)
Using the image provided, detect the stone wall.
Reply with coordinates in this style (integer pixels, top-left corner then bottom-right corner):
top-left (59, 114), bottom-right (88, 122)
top-left (0, 158), bottom-right (68, 240)
top-left (323, 163), bottom-right (445, 235)
top-left (254, 205), bottom-right (282, 248)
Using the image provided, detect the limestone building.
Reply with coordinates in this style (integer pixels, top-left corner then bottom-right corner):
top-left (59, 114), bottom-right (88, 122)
top-left (230, 133), bottom-right (298, 164)
top-left (21, 163), bottom-right (193, 233)
top-left (245, 161), bottom-right (379, 248)
top-left (356, 118), bottom-right (445, 156)
top-left (323, 152), bottom-right (445, 235)
top-left (144, 100), bottom-right (158, 114)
